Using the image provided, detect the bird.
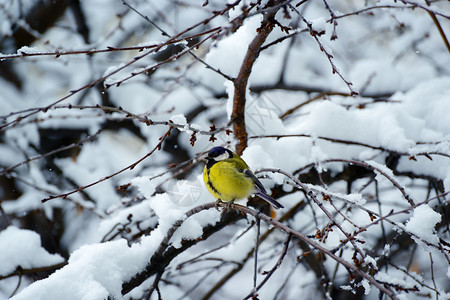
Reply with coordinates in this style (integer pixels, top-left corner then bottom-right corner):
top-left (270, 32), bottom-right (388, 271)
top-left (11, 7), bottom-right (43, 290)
top-left (203, 146), bottom-right (283, 209)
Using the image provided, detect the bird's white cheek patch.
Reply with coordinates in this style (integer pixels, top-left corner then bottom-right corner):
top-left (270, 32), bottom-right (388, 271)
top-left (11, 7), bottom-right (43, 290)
top-left (214, 153), bottom-right (230, 161)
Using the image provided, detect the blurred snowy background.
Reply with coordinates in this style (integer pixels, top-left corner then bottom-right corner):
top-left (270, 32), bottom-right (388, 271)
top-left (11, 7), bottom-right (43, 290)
top-left (0, 0), bottom-right (449, 299)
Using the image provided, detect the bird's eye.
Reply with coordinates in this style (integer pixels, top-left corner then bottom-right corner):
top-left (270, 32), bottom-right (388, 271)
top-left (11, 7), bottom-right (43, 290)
top-left (208, 147), bottom-right (225, 157)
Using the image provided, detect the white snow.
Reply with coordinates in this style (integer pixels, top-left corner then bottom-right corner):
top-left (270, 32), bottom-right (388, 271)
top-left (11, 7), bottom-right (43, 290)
top-left (404, 204), bottom-right (441, 247)
top-left (374, 270), bottom-right (417, 290)
top-left (205, 15), bottom-right (263, 78)
top-left (0, 227), bottom-right (64, 276)
top-left (310, 17), bottom-right (326, 33)
top-left (360, 279), bottom-right (371, 295)
top-left (170, 113), bottom-right (187, 126)
top-left (1, 0), bottom-right (449, 299)
top-left (11, 239), bottom-right (137, 300)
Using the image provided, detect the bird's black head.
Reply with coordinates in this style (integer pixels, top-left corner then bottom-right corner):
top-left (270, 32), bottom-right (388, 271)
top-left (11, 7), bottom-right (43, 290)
top-left (206, 147), bottom-right (233, 167)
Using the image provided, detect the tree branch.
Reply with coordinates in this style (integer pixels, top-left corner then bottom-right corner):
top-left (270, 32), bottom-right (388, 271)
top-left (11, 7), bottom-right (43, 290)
top-left (121, 204), bottom-right (243, 295)
top-left (231, 9), bottom-right (277, 155)
top-left (122, 200), bottom-right (399, 299)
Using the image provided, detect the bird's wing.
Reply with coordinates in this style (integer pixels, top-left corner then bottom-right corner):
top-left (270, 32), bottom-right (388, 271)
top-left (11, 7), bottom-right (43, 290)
top-left (255, 192), bottom-right (284, 209)
top-left (244, 170), bottom-right (284, 209)
top-left (244, 170), bottom-right (267, 193)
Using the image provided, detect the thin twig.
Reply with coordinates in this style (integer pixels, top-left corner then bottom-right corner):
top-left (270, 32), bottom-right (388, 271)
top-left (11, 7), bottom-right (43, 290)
top-left (230, 203), bottom-right (399, 299)
top-left (429, 253), bottom-right (438, 300)
top-left (41, 128), bottom-right (172, 203)
top-left (249, 134), bottom-right (450, 159)
top-left (427, 10), bottom-right (450, 53)
top-left (200, 200), bottom-right (307, 299)
top-left (331, 159), bottom-right (416, 206)
top-left (0, 130), bottom-right (102, 175)
top-left (122, 0), bottom-right (234, 81)
top-left (0, 262), bottom-right (68, 280)
top-left (289, 5), bottom-right (358, 95)
top-left (0, 1), bottom-right (239, 130)
top-left (257, 167), bottom-right (446, 255)
top-left (400, 0), bottom-right (450, 19)
top-left (244, 233), bottom-right (292, 299)
top-left (253, 217), bottom-right (261, 292)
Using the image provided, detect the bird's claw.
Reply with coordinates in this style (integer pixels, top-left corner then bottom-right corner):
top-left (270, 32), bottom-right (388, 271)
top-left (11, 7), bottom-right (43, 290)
top-left (215, 199), bottom-right (235, 211)
top-left (215, 199), bottom-right (222, 211)
top-left (226, 199), bottom-right (235, 210)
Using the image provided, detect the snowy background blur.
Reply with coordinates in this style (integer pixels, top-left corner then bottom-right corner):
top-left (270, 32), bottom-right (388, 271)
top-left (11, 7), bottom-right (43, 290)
top-left (0, 0), bottom-right (449, 299)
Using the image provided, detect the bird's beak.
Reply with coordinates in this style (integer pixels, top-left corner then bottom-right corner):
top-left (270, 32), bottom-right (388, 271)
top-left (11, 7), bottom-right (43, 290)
top-left (198, 151), bottom-right (211, 162)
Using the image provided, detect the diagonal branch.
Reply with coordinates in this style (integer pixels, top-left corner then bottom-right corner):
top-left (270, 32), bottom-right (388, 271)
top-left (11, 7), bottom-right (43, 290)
top-left (121, 204), bottom-right (243, 296)
top-left (41, 128), bottom-right (172, 203)
top-left (233, 203), bottom-right (399, 299)
top-left (427, 10), bottom-right (450, 53)
top-left (122, 200), bottom-right (399, 299)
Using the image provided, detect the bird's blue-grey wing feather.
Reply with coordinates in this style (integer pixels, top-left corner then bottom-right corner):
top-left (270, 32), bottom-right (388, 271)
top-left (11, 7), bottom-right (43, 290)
top-left (244, 170), bottom-right (284, 209)
top-left (255, 192), bottom-right (284, 209)
top-left (244, 170), bottom-right (267, 193)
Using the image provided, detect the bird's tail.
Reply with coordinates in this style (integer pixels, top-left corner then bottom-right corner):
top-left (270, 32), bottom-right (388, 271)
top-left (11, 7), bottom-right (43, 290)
top-left (255, 192), bottom-right (284, 209)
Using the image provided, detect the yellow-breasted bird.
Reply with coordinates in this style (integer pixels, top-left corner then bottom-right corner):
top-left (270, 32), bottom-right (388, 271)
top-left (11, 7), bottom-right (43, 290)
top-left (203, 146), bottom-right (283, 209)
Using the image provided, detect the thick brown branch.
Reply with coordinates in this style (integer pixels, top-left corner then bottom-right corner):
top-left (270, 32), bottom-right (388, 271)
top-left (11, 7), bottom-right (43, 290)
top-left (231, 11), bottom-right (277, 155)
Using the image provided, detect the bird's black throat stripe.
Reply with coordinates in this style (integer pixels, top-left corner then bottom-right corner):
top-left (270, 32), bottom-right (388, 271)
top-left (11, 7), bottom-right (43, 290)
top-left (206, 169), bottom-right (222, 196)
top-left (206, 158), bottom-right (217, 169)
